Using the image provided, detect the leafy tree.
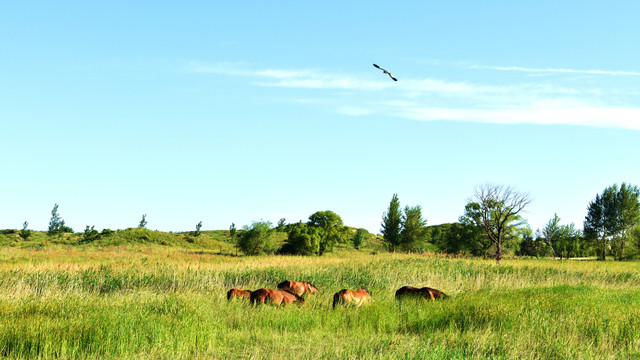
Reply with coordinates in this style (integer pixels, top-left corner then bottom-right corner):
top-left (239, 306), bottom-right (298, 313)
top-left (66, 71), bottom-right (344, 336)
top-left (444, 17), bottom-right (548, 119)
top-left (584, 183), bottom-right (640, 260)
top-left (462, 184), bottom-right (531, 264)
top-left (238, 221), bottom-right (276, 255)
top-left (229, 223), bottom-right (237, 242)
top-left (19, 221), bottom-right (32, 241)
top-left (194, 221), bottom-right (203, 237)
top-left (517, 226), bottom-right (541, 257)
top-left (431, 222), bottom-right (486, 256)
top-left (542, 214), bottom-right (562, 258)
top-left (613, 183), bottom-right (640, 259)
top-left (381, 194), bottom-right (402, 252)
top-left (82, 225), bottom-right (100, 243)
top-left (399, 205), bottom-right (428, 251)
top-left (307, 210), bottom-right (347, 255)
top-left (281, 223), bottom-right (321, 255)
top-left (276, 218), bottom-right (287, 232)
top-left (139, 214), bottom-right (148, 229)
top-left (352, 228), bottom-right (366, 250)
top-left (48, 204), bottom-right (65, 238)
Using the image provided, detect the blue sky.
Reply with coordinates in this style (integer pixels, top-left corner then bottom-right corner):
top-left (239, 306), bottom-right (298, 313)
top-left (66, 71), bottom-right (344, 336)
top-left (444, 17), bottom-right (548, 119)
top-left (1, 1), bottom-right (639, 234)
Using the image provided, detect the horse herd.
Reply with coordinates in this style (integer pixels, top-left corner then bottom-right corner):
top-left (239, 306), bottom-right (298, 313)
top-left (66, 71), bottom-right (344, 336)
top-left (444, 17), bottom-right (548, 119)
top-left (227, 280), bottom-right (448, 309)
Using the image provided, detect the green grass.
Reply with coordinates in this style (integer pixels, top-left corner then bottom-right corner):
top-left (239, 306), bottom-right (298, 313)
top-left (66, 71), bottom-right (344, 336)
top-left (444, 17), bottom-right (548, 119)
top-left (1, 249), bottom-right (640, 359)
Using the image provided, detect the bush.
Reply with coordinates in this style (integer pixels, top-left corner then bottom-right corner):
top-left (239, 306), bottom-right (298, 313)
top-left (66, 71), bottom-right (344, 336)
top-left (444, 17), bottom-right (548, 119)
top-left (238, 221), bottom-right (276, 255)
top-left (280, 223), bottom-right (321, 255)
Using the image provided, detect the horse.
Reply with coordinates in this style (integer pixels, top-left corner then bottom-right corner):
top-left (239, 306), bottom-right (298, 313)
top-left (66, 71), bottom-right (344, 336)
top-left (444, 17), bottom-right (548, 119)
top-left (395, 286), bottom-right (448, 301)
top-left (227, 288), bottom-right (252, 301)
top-left (333, 288), bottom-right (371, 309)
top-left (277, 280), bottom-right (319, 297)
top-left (250, 288), bottom-right (305, 306)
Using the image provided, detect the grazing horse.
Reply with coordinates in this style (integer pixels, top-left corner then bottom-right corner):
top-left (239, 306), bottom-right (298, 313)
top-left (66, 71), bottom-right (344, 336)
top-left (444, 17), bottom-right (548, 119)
top-left (333, 288), bottom-right (371, 309)
top-left (277, 280), bottom-right (319, 297)
top-left (395, 286), bottom-right (448, 301)
top-left (250, 288), bottom-right (305, 306)
top-left (227, 288), bottom-right (252, 301)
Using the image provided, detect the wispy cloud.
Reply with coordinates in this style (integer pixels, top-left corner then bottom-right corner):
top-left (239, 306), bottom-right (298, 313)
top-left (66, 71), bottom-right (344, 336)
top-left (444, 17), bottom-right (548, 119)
top-left (471, 65), bottom-right (640, 76)
top-left (189, 61), bottom-right (640, 131)
top-left (398, 104), bottom-right (640, 130)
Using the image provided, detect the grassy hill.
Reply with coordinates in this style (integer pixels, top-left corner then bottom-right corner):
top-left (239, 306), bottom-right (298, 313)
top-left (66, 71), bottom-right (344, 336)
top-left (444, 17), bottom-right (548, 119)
top-left (0, 227), bottom-right (384, 254)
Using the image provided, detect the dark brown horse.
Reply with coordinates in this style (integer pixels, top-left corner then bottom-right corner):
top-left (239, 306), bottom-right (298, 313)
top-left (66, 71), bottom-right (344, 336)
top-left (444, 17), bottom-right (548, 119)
top-left (277, 280), bottom-right (319, 297)
top-left (227, 288), bottom-right (252, 301)
top-left (250, 288), bottom-right (305, 306)
top-left (333, 288), bottom-right (371, 309)
top-left (395, 286), bottom-right (448, 301)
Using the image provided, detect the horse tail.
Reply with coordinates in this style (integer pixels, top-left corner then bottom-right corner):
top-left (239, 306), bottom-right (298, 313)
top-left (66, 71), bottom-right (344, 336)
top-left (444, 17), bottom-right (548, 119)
top-left (227, 289), bottom-right (233, 300)
top-left (333, 292), bottom-right (340, 309)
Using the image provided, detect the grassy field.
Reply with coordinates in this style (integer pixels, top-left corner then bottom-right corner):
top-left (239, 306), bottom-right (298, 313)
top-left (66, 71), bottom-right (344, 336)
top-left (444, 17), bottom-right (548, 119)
top-left (1, 247), bottom-right (640, 359)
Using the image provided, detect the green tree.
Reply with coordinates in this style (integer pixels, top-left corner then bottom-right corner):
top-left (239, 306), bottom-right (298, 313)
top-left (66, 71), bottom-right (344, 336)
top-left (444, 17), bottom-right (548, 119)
top-left (462, 184), bottom-right (531, 264)
top-left (399, 205), bottom-right (428, 251)
top-left (276, 218), bottom-right (287, 232)
top-left (542, 214), bottom-right (562, 258)
top-left (229, 223), bottom-right (237, 242)
top-left (352, 228), bottom-right (366, 250)
top-left (19, 221), bottom-right (32, 241)
top-left (281, 223), bottom-right (321, 255)
top-left (431, 222), bottom-right (486, 256)
top-left (82, 225), bottom-right (100, 243)
top-left (139, 214), bottom-right (148, 229)
top-left (381, 194), bottom-right (402, 252)
top-left (307, 210), bottom-right (347, 255)
top-left (238, 221), bottom-right (276, 255)
top-left (47, 203), bottom-right (65, 238)
top-left (194, 221), bottom-right (203, 237)
top-left (584, 183), bottom-right (640, 260)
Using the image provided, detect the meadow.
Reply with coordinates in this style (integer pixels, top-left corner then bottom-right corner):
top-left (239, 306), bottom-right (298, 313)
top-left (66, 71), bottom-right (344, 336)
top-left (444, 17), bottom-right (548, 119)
top-left (1, 246), bottom-right (640, 359)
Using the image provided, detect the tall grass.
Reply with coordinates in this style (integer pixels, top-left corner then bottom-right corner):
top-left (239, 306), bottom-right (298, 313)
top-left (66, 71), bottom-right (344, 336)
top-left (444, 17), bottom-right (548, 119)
top-left (1, 249), bottom-right (640, 359)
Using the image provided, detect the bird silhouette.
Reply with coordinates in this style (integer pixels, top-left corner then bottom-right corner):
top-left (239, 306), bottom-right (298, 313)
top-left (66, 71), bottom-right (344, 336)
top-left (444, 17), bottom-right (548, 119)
top-left (373, 64), bottom-right (397, 81)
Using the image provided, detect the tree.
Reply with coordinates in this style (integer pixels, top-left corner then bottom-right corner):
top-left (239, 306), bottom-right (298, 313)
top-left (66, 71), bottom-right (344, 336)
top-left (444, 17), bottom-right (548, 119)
top-left (229, 223), bottom-right (237, 242)
top-left (613, 183), bottom-right (640, 259)
top-left (542, 214), bottom-right (562, 258)
top-left (307, 210), bottom-right (347, 255)
top-left (194, 221), bottom-right (203, 237)
top-left (584, 183), bottom-right (640, 260)
top-left (462, 184), bottom-right (531, 264)
top-left (48, 203), bottom-right (65, 238)
top-left (238, 221), bottom-right (276, 255)
top-left (381, 194), bottom-right (402, 252)
top-left (139, 214), bottom-right (148, 229)
top-left (399, 205), bottom-right (428, 251)
top-left (19, 221), bottom-right (32, 241)
top-left (281, 223), bottom-right (321, 255)
top-left (82, 225), bottom-right (100, 243)
top-left (352, 228), bottom-right (366, 250)
top-left (276, 218), bottom-right (287, 232)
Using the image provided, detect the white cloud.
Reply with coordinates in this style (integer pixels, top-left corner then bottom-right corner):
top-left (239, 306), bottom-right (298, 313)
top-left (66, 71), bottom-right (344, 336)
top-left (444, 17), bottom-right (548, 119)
top-left (471, 65), bottom-right (640, 77)
top-left (399, 104), bottom-right (640, 130)
top-left (189, 61), bottom-right (640, 131)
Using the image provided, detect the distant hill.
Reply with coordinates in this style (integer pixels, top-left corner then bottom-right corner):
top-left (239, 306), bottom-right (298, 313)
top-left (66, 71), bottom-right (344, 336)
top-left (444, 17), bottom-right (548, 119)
top-left (0, 226), bottom-right (384, 254)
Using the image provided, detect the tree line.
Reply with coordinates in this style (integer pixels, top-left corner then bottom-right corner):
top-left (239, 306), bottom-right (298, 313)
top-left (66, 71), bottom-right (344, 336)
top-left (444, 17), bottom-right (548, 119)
top-left (7, 183), bottom-right (639, 263)
top-left (385, 183), bottom-right (640, 264)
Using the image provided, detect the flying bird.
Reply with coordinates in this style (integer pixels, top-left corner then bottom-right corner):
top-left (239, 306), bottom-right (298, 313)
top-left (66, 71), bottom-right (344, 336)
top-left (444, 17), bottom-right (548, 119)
top-left (373, 63), bottom-right (397, 81)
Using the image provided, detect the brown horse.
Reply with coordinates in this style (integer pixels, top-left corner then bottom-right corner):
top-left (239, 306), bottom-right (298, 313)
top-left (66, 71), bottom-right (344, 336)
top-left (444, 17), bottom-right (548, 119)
top-left (227, 288), bottom-right (252, 301)
top-left (250, 288), bottom-right (305, 306)
top-left (395, 286), bottom-right (448, 301)
top-left (333, 288), bottom-right (371, 309)
top-left (277, 280), bottom-right (319, 297)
